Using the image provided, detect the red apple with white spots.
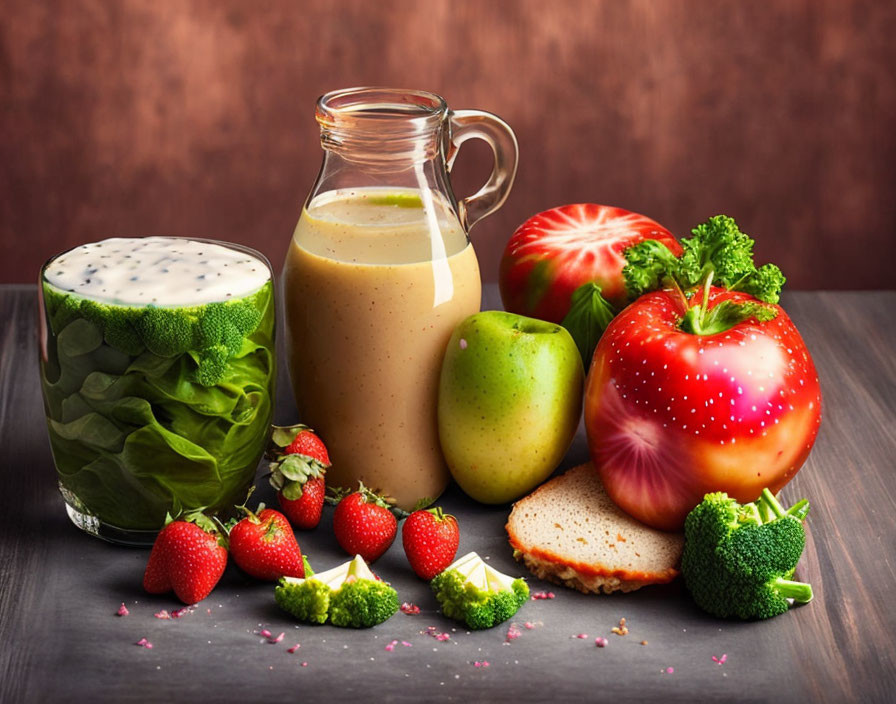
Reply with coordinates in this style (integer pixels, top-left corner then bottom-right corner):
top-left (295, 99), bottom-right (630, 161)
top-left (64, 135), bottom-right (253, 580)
top-left (584, 287), bottom-right (822, 532)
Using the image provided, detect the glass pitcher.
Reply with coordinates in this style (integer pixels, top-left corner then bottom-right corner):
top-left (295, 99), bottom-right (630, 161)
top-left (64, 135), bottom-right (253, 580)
top-left (282, 87), bottom-right (518, 510)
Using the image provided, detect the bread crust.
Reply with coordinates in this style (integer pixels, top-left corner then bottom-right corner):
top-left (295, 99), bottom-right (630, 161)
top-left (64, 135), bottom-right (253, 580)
top-left (506, 462), bottom-right (682, 594)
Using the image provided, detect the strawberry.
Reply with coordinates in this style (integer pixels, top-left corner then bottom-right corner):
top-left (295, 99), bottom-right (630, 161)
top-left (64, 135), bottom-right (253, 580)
top-left (267, 424), bottom-right (331, 530)
top-left (402, 507), bottom-right (459, 580)
top-left (229, 506), bottom-right (305, 581)
top-left (332, 484), bottom-right (398, 563)
top-left (143, 513), bottom-right (227, 604)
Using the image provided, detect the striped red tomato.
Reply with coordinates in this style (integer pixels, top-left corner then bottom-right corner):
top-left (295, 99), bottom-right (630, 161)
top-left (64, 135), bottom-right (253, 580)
top-left (499, 204), bottom-right (681, 323)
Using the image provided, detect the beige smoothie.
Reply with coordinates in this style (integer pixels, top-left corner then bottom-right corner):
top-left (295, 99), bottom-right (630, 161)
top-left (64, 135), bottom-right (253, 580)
top-left (282, 187), bottom-right (482, 509)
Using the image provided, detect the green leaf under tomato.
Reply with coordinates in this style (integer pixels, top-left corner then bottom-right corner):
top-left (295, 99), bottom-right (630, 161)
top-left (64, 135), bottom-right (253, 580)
top-left (560, 282), bottom-right (616, 367)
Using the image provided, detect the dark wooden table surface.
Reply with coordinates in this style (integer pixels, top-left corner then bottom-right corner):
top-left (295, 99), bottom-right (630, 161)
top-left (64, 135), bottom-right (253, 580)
top-left (1, 285), bottom-right (894, 703)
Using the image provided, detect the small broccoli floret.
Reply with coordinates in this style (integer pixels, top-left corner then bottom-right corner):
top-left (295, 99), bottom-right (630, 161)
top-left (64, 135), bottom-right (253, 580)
top-left (430, 552), bottom-right (529, 630)
top-left (189, 301), bottom-right (262, 385)
top-left (195, 345), bottom-right (230, 386)
top-left (137, 306), bottom-right (195, 357)
top-left (681, 489), bottom-right (813, 620)
top-left (275, 576), bottom-right (331, 624)
top-left (679, 215), bottom-right (758, 291)
top-left (739, 263), bottom-right (787, 305)
top-left (274, 555), bottom-right (398, 628)
top-left (623, 239), bottom-right (683, 300)
top-left (102, 315), bottom-right (145, 356)
top-left (330, 579), bottom-right (400, 628)
top-left (196, 301), bottom-right (260, 355)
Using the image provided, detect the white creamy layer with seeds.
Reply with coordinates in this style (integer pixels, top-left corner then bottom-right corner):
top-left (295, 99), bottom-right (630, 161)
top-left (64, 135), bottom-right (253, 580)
top-left (44, 237), bottom-right (270, 306)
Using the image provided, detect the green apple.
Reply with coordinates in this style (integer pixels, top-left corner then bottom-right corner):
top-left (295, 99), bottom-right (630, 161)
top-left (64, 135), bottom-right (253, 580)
top-left (438, 310), bottom-right (584, 504)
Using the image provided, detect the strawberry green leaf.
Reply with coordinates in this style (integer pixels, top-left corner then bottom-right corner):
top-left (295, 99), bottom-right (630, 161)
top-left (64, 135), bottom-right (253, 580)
top-left (411, 496), bottom-right (436, 512)
top-left (280, 481), bottom-right (306, 501)
top-left (269, 423), bottom-right (310, 452)
top-left (277, 454), bottom-right (317, 482)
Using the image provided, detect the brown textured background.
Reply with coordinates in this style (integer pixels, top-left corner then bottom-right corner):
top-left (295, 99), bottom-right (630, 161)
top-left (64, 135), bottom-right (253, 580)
top-left (1, 0), bottom-right (894, 288)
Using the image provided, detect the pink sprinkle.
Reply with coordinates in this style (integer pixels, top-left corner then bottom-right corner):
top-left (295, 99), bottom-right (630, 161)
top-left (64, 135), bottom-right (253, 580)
top-left (473, 660), bottom-right (490, 668)
top-left (135, 638), bottom-right (153, 649)
top-left (574, 633), bottom-right (588, 639)
top-left (506, 624), bottom-right (522, 641)
top-left (269, 632), bottom-right (285, 644)
top-left (385, 641), bottom-right (396, 652)
top-left (260, 629), bottom-right (272, 638)
top-left (665, 667), bottom-right (674, 674)
top-left (595, 637), bottom-right (608, 648)
top-left (401, 641), bottom-right (412, 647)
top-left (524, 622), bottom-right (536, 630)
top-left (459, 338), bottom-right (468, 350)
top-left (531, 591), bottom-right (555, 600)
top-left (116, 603), bottom-right (129, 617)
top-left (154, 610), bottom-right (171, 620)
top-left (301, 662), bottom-right (308, 667)
top-left (423, 625), bottom-right (451, 642)
top-left (400, 602), bottom-right (421, 615)
top-left (287, 644), bottom-right (301, 654)
top-left (712, 653), bottom-right (728, 665)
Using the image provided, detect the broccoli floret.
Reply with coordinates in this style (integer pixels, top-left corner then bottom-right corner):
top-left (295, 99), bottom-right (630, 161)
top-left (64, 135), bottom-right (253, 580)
top-left (275, 555), bottom-right (398, 628)
top-left (75, 299), bottom-right (145, 356)
top-left (102, 314), bottom-right (145, 356)
top-left (678, 215), bottom-right (758, 291)
top-left (275, 577), bottom-right (331, 624)
top-left (330, 579), bottom-right (401, 628)
top-left (623, 238), bottom-right (683, 300)
top-left (623, 215), bottom-right (785, 336)
top-left (681, 489), bottom-right (813, 620)
top-left (196, 301), bottom-right (260, 356)
top-left (430, 552), bottom-right (529, 630)
top-left (738, 263), bottom-right (787, 305)
top-left (48, 290), bottom-right (87, 332)
top-left (195, 345), bottom-right (231, 386)
top-left (137, 306), bottom-right (195, 357)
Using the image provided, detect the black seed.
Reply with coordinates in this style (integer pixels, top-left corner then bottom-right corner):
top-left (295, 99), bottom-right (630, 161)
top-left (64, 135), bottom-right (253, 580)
top-left (130, 276), bottom-right (138, 281)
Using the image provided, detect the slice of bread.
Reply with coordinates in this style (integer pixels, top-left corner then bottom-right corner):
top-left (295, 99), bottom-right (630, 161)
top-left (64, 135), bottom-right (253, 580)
top-left (506, 462), bottom-right (683, 594)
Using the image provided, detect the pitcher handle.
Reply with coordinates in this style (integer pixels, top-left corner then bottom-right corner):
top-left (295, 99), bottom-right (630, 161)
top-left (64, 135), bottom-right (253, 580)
top-left (446, 109), bottom-right (519, 232)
